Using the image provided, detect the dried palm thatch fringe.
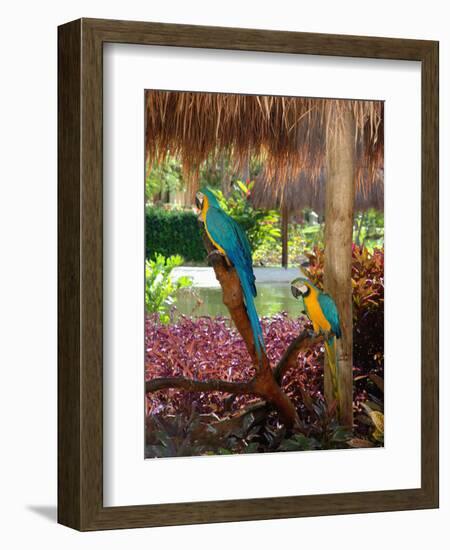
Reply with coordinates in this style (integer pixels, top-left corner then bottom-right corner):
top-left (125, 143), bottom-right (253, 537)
top-left (145, 91), bottom-right (384, 204)
top-left (251, 169), bottom-right (384, 215)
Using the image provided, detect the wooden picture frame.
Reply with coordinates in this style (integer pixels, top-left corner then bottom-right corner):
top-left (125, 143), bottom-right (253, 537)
top-left (58, 18), bottom-right (439, 531)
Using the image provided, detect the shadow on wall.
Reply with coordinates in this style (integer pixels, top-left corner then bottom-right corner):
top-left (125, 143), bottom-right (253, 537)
top-left (27, 505), bottom-right (57, 523)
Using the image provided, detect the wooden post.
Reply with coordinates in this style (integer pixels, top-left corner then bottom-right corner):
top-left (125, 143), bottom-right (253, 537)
top-left (241, 153), bottom-right (250, 183)
top-left (324, 107), bottom-right (356, 429)
top-left (281, 203), bottom-right (289, 268)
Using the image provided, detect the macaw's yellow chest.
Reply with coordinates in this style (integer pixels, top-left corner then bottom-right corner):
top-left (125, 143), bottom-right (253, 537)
top-left (304, 293), bottom-right (331, 333)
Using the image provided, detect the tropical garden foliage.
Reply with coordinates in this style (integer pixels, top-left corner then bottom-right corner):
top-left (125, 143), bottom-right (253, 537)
top-left (145, 244), bottom-right (384, 457)
top-left (145, 156), bottom-right (184, 200)
top-left (145, 207), bottom-right (205, 263)
top-left (145, 172), bottom-right (384, 267)
top-left (145, 253), bottom-right (192, 324)
top-left (144, 90), bottom-right (385, 457)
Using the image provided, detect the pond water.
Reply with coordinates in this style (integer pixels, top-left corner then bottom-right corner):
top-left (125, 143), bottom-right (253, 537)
top-left (175, 282), bottom-right (303, 319)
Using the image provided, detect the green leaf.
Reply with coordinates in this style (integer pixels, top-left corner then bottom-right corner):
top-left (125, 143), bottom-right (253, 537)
top-left (278, 434), bottom-right (315, 452)
top-left (236, 179), bottom-right (248, 194)
top-left (145, 253), bottom-right (192, 322)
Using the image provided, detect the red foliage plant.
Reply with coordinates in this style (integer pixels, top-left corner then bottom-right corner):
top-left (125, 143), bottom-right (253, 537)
top-left (304, 245), bottom-right (384, 321)
top-left (304, 245), bottom-right (384, 374)
top-left (146, 246), bottom-right (384, 440)
top-left (145, 312), bottom-right (370, 426)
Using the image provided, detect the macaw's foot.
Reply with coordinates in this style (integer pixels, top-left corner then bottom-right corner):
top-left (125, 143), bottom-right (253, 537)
top-left (207, 249), bottom-right (224, 261)
top-left (207, 249), bottom-right (229, 267)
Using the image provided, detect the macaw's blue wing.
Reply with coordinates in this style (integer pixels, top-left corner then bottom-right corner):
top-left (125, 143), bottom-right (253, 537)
top-left (318, 291), bottom-right (341, 404)
top-left (205, 207), bottom-right (256, 296)
top-left (318, 292), bottom-right (342, 339)
top-left (205, 207), bottom-right (264, 358)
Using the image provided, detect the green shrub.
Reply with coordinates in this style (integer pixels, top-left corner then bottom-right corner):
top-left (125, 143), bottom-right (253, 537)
top-left (146, 156), bottom-right (184, 202)
top-left (145, 253), bottom-right (192, 323)
top-left (253, 221), bottom-right (324, 266)
top-left (145, 207), bottom-right (205, 263)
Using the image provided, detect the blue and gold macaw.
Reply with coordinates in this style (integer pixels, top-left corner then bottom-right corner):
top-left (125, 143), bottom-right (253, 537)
top-left (290, 277), bottom-right (342, 400)
top-left (196, 188), bottom-right (265, 360)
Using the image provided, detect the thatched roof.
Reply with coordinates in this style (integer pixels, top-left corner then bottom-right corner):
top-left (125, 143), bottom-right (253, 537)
top-left (251, 169), bottom-right (384, 215)
top-left (145, 90), bottom-right (384, 204)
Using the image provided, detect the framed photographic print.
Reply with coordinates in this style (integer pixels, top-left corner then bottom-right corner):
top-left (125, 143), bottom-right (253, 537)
top-left (58, 18), bottom-right (439, 530)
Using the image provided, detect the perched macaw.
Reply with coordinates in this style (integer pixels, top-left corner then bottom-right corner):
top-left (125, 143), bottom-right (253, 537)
top-left (195, 188), bottom-right (265, 359)
top-left (290, 277), bottom-right (342, 399)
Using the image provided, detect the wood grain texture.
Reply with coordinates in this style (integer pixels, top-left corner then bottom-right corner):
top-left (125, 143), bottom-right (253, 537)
top-left (57, 19), bottom-right (82, 529)
top-left (58, 18), bottom-right (439, 531)
top-left (420, 40), bottom-right (439, 506)
top-left (323, 107), bottom-right (356, 427)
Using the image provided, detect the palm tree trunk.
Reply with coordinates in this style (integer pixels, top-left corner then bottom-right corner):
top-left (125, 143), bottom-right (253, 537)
top-left (324, 107), bottom-right (356, 429)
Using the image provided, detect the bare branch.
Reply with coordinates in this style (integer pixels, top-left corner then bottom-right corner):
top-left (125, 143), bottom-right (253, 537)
top-left (146, 376), bottom-right (255, 395)
top-left (274, 330), bottom-right (323, 384)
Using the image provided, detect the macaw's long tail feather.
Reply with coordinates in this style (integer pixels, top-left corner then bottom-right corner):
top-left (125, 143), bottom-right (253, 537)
top-left (236, 267), bottom-right (265, 361)
top-left (324, 337), bottom-right (339, 403)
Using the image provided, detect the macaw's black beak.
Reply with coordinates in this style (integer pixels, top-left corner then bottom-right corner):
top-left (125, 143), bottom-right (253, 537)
top-left (195, 193), bottom-right (203, 210)
top-left (291, 285), bottom-right (301, 299)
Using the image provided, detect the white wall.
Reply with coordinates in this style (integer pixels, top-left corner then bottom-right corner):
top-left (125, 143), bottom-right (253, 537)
top-left (0, 0), bottom-right (447, 547)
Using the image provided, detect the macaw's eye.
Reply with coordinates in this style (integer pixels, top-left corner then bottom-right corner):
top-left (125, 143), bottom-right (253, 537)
top-left (299, 285), bottom-right (308, 295)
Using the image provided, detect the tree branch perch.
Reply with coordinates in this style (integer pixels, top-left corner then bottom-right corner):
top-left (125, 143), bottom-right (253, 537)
top-left (146, 224), bottom-right (324, 430)
top-left (146, 376), bottom-right (255, 395)
top-left (274, 330), bottom-right (323, 384)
